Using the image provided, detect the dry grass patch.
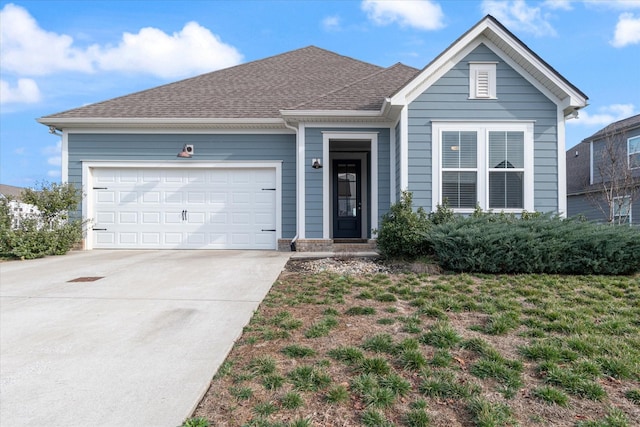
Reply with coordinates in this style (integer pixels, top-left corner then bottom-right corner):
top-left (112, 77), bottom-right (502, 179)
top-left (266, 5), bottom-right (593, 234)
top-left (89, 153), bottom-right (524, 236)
top-left (189, 259), bottom-right (640, 427)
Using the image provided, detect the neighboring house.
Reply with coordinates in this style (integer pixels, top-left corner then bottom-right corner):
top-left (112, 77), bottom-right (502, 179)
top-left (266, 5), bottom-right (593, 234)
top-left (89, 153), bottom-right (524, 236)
top-left (0, 184), bottom-right (39, 228)
top-left (38, 15), bottom-right (587, 251)
top-left (566, 114), bottom-right (640, 225)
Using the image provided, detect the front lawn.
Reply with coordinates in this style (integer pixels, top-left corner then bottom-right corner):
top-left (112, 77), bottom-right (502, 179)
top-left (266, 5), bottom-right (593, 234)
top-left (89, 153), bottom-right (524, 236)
top-left (189, 259), bottom-right (640, 427)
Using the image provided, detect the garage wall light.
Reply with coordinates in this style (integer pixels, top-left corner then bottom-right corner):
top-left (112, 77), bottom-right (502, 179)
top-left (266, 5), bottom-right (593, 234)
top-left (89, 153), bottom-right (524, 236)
top-left (311, 158), bottom-right (322, 169)
top-left (177, 144), bottom-right (194, 158)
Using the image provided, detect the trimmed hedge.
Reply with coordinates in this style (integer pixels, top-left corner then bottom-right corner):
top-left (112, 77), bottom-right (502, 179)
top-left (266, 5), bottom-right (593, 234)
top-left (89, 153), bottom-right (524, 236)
top-left (427, 215), bottom-right (640, 275)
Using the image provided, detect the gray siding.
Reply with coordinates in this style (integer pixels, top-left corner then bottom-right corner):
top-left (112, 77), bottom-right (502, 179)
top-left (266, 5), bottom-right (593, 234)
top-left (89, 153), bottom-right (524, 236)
top-left (568, 193), bottom-right (640, 225)
top-left (68, 133), bottom-right (297, 238)
top-left (304, 127), bottom-right (391, 238)
top-left (407, 43), bottom-right (559, 212)
top-left (592, 126), bottom-right (640, 184)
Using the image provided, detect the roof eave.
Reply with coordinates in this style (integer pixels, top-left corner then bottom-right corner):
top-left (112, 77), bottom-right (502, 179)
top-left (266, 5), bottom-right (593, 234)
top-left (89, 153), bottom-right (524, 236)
top-left (36, 117), bottom-right (289, 130)
top-left (388, 15), bottom-right (588, 109)
top-left (279, 109), bottom-right (390, 123)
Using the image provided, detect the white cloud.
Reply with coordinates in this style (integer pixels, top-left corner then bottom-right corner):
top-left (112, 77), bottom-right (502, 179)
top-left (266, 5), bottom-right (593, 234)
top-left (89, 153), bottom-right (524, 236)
top-left (0, 78), bottom-right (41, 104)
top-left (47, 169), bottom-right (61, 178)
top-left (569, 103), bottom-right (637, 126)
top-left (481, 0), bottom-right (557, 37)
top-left (42, 141), bottom-right (62, 168)
top-left (0, 3), bottom-right (93, 75)
top-left (92, 21), bottom-right (243, 79)
top-left (584, 0), bottom-right (640, 11)
top-left (361, 0), bottom-right (445, 31)
top-left (543, 0), bottom-right (573, 10)
top-left (611, 13), bottom-right (640, 47)
top-left (322, 15), bottom-right (341, 31)
top-left (14, 148), bottom-right (26, 155)
top-left (0, 3), bottom-right (242, 80)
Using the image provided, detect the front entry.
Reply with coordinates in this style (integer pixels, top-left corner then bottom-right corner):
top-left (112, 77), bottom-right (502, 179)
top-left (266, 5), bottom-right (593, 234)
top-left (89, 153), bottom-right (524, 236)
top-left (333, 159), bottom-right (361, 238)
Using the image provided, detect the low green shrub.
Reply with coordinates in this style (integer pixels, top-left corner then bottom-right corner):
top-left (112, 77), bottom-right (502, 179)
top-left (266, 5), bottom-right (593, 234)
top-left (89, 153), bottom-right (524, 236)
top-left (375, 191), bottom-right (432, 259)
top-left (426, 214), bottom-right (640, 275)
top-left (1, 182), bottom-right (83, 259)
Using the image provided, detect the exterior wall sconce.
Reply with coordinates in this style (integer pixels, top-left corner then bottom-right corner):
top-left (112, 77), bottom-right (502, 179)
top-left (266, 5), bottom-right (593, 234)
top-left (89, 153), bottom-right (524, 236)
top-left (311, 158), bottom-right (322, 169)
top-left (177, 144), bottom-right (194, 158)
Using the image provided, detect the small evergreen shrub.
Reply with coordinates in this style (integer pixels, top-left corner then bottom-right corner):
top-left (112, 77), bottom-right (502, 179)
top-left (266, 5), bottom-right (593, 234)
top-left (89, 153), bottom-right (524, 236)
top-left (376, 191), bottom-right (432, 259)
top-left (426, 214), bottom-right (640, 275)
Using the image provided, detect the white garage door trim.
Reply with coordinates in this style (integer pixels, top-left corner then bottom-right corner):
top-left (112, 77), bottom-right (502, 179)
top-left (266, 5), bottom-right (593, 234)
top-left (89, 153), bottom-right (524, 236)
top-left (82, 161), bottom-right (282, 250)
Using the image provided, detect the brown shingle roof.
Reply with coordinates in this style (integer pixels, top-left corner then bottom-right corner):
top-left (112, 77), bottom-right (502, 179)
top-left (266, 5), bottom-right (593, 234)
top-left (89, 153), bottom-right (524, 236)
top-left (0, 184), bottom-right (26, 200)
top-left (290, 63), bottom-right (420, 111)
top-left (42, 46), bottom-right (412, 120)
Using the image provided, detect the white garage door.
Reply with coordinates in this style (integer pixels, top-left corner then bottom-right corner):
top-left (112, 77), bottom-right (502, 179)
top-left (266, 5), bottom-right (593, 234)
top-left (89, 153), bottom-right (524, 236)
top-left (91, 167), bottom-right (277, 249)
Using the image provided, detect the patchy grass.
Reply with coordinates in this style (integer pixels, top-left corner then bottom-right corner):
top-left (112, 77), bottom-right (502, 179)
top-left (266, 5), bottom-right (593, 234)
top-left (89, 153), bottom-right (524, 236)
top-left (191, 260), bottom-right (640, 426)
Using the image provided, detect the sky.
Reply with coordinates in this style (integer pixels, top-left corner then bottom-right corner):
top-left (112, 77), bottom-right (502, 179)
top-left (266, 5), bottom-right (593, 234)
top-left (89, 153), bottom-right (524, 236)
top-left (1, 0), bottom-right (639, 188)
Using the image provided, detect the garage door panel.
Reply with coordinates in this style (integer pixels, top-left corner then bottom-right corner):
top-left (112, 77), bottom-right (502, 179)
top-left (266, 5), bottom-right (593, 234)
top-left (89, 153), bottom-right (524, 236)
top-left (142, 192), bottom-right (161, 203)
top-left (92, 167), bottom-right (277, 249)
top-left (165, 191), bottom-right (183, 204)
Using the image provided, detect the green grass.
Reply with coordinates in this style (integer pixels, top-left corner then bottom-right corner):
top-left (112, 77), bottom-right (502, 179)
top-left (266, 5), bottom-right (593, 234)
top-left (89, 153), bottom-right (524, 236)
top-left (325, 385), bottom-right (349, 404)
top-left (531, 386), bottom-right (568, 406)
top-left (281, 345), bottom-right (316, 358)
top-left (195, 269), bottom-right (640, 426)
top-left (287, 366), bottom-right (331, 391)
top-left (280, 391), bottom-right (304, 409)
top-left (420, 321), bottom-right (462, 349)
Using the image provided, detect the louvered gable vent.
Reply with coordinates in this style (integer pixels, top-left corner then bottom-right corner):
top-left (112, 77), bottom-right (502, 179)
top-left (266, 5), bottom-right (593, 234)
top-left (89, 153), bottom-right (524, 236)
top-left (469, 62), bottom-right (496, 99)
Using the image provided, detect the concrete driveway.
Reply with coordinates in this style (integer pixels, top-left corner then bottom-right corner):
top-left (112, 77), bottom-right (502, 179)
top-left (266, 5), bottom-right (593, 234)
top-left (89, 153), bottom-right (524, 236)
top-left (0, 250), bottom-right (290, 427)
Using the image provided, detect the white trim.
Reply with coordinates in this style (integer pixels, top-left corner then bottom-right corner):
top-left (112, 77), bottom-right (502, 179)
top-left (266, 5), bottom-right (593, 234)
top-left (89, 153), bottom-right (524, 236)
top-left (390, 124), bottom-right (396, 204)
top-left (321, 132), bottom-right (379, 239)
top-left (82, 160), bottom-right (282, 250)
top-left (557, 107), bottom-right (568, 217)
top-left (280, 110), bottom-right (382, 117)
top-left (387, 18), bottom-right (587, 109)
top-left (65, 128), bottom-right (294, 135)
top-left (469, 62), bottom-right (497, 99)
top-left (298, 123), bottom-right (306, 239)
top-left (39, 117), bottom-right (286, 128)
top-left (61, 131), bottom-right (69, 183)
top-left (628, 135), bottom-right (640, 169)
top-left (432, 121), bottom-right (534, 213)
top-left (309, 122), bottom-right (391, 129)
top-left (400, 107), bottom-right (409, 191)
top-left (589, 141), bottom-right (594, 185)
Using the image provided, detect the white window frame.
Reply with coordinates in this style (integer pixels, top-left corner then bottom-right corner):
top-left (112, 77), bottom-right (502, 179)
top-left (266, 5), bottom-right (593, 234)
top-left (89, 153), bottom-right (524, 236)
top-left (628, 135), bottom-right (640, 169)
top-left (432, 121), bottom-right (534, 214)
top-left (469, 62), bottom-right (497, 99)
top-left (613, 195), bottom-right (632, 224)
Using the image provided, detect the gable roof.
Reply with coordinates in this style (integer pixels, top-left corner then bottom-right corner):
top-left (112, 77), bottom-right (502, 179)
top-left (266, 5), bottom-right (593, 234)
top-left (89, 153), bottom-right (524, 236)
top-left (39, 15), bottom-right (587, 129)
top-left (0, 184), bottom-right (25, 200)
top-left (388, 15), bottom-right (588, 115)
top-left (40, 46), bottom-right (399, 126)
top-left (582, 114), bottom-right (640, 142)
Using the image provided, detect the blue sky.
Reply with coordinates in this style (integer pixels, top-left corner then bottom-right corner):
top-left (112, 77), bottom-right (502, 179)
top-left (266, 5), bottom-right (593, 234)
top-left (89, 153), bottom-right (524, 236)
top-left (1, 0), bottom-right (639, 188)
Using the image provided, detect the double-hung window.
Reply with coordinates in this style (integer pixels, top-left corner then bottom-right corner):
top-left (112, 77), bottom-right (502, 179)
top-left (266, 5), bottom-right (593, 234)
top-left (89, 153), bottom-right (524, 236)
top-left (629, 136), bottom-right (640, 169)
top-left (613, 196), bottom-right (632, 224)
top-left (433, 122), bottom-right (534, 213)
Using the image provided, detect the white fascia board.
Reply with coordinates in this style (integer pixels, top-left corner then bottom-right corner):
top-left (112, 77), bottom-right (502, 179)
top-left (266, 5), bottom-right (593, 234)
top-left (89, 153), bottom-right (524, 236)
top-left (61, 131), bottom-right (69, 183)
top-left (279, 110), bottom-right (389, 123)
top-left (389, 21), bottom-right (487, 106)
top-left (486, 20), bottom-right (587, 108)
top-left (388, 18), bottom-right (587, 109)
top-left (64, 128), bottom-right (294, 135)
top-left (37, 117), bottom-right (288, 129)
top-left (557, 106), bottom-right (568, 217)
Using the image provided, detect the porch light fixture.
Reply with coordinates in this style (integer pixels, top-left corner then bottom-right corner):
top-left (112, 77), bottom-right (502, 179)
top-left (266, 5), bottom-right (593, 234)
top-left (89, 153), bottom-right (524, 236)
top-left (312, 158), bottom-right (322, 169)
top-left (450, 145), bottom-right (460, 151)
top-left (177, 144), bottom-right (194, 158)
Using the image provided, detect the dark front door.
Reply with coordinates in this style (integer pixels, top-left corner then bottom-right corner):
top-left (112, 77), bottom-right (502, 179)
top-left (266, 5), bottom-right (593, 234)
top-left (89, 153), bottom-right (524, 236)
top-left (333, 159), bottom-right (361, 238)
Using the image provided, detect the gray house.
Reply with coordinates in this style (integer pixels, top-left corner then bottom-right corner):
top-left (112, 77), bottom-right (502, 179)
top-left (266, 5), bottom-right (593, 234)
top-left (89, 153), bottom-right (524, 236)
top-left (39, 15), bottom-right (588, 251)
top-left (567, 114), bottom-right (640, 225)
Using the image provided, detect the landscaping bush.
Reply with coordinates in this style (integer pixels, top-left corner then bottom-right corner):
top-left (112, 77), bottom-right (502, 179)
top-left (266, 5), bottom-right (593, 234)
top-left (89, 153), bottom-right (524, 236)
top-left (426, 214), bottom-right (640, 275)
top-left (0, 182), bottom-right (83, 260)
top-left (376, 191), bottom-right (432, 259)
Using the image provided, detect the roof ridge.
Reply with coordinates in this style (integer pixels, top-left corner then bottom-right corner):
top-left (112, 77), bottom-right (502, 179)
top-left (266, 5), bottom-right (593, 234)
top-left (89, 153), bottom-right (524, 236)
top-left (288, 62), bottom-right (419, 111)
